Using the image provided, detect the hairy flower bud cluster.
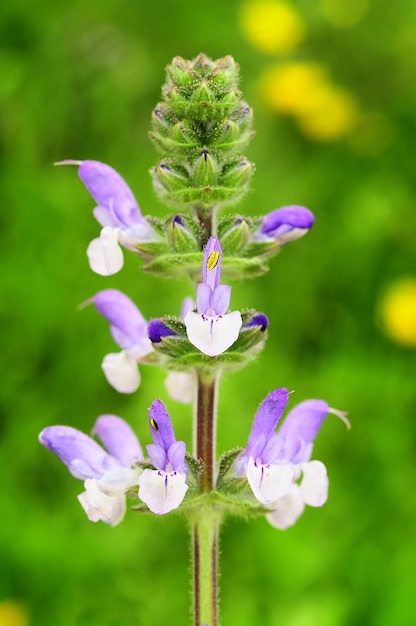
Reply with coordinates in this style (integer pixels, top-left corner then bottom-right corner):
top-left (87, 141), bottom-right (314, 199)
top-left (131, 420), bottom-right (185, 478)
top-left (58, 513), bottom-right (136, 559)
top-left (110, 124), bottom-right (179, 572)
top-left (150, 54), bottom-right (255, 215)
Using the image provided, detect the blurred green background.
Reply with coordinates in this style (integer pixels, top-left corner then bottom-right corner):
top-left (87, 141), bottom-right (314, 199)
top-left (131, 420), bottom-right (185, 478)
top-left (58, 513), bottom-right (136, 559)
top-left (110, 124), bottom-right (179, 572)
top-left (1, 0), bottom-right (416, 625)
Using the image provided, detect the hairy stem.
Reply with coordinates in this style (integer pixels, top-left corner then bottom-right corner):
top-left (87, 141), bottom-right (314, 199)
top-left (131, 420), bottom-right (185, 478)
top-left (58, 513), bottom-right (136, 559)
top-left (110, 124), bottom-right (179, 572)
top-left (195, 205), bottom-right (217, 244)
top-left (191, 371), bottom-right (221, 626)
top-left (192, 509), bottom-right (221, 626)
top-left (195, 372), bottom-right (218, 492)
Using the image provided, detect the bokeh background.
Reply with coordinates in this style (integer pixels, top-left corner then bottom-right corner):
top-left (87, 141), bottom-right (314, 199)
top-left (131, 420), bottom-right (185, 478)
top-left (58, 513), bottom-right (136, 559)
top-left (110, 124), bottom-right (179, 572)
top-left (1, 0), bottom-right (416, 625)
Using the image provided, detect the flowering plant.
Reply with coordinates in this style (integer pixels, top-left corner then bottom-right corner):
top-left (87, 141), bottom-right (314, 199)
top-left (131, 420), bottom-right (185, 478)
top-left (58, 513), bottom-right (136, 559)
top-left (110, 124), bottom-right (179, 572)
top-left (39, 54), bottom-right (348, 626)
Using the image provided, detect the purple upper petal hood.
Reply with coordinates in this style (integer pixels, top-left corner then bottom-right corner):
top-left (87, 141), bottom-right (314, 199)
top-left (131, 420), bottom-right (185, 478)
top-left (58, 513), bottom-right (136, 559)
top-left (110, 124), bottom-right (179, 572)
top-left (148, 400), bottom-right (176, 451)
top-left (278, 399), bottom-right (329, 463)
top-left (92, 415), bottom-right (143, 467)
top-left (38, 425), bottom-right (116, 480)
top-left (78, 160), bottom-right (143, 229)
top-left (146, 400), bottom-right (187, 473)
top-left (94, 289), bottom-right (148, 350)
top-left (245, 388), bottom-right (289, 460)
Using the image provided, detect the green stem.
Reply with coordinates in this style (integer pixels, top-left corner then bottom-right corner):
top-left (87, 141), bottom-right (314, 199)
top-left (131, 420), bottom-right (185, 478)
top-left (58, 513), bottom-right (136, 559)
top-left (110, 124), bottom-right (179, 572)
top-left (191, 371), bottom-right (221, 626)
top-left (192, 509), bottom-right (220, 626)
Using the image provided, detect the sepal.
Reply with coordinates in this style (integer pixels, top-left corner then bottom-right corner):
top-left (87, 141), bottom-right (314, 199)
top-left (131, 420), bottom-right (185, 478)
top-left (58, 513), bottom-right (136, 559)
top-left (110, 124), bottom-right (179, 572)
top-left (178, 489), bottom-right (269, 521)
top-left (143, 252), bottom-right (203, 279)
top-left (216, 448), bottom-right (244, 488)
top-left (151, 172), bottom-right (254, 210)
top-left (217, 216), bottom-right (250, 256)
top-left (149, 114), bottom-right (201, 156)
top-left (185, 453), bottom-right (204, 483)
top-left (191, 150), bottom-right (220, 187)
top-left (229, 309), bottom-right (269, 354)
top-left (220, 158), bottom-right (254, 189)
top-left (166, 215), bottom-right (201, 253)
top-left (152, 162), bottom-right (189, 194)
top-left (221, 256), bottom-right (269, 279)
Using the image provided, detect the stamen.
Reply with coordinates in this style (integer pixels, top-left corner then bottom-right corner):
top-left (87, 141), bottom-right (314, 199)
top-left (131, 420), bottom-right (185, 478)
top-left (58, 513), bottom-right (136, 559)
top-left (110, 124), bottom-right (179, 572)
top-left (207, 250), bottom-right (220, 270)
top-left (150, 417), bottom-right (159, 431)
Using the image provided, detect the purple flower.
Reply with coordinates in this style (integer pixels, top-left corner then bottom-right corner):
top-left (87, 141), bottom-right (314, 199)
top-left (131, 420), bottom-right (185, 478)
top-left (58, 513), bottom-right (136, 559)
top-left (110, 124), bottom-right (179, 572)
top-left (236, 389), bottom-right (348, 529)
top-left (138, 400), bottom-right (188, 514)
top-left (254, 205), bottom-right (314, 245)
top-left (184, 237), bottom-right (242, 356)
top-left (56, 160), bottom-right (160, 275)
top-left (234, 388), bottom-right (294, 504)
top-left (94, 289), bottom-right (153, 393)
top-left (243, 313), bottom-right (269, 332)
top-left (147, 319), bottom-right (176, 343)
top-left (39, 415), bottom-right (143, 526)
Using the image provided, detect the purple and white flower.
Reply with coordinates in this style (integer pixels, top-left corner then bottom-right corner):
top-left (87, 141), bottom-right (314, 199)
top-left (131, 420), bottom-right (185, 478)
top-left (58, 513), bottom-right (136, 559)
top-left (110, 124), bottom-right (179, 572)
top-left (93, 289), bottom-right (153, 394)
top-left (39, 415), bottom-right (143, 526)
top-left (236, 389), bottom-right (348, 529)
top-left (138, 400), bottom-right (188, 515)
top-left (184, 237), bottom-right (242, 356)
top-left (254, 205), bottom-right (314, 245)
top-left (234, 388), bottom-right (294, 505)
top-left (57, 160), bottom-right (160, 275)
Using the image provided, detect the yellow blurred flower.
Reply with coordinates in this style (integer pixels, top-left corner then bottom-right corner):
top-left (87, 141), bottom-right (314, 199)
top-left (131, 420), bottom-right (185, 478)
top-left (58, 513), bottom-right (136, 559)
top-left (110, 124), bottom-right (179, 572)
top-left (379, 278), bottom-right (416, 347)
top-left (0, 601), bottom-right (29, 626)
top-left (296, 86), bottom-right (359, 140)
top-left (259, 61), bottom-right (359, 140)
top-left (240, 1), bottom-right (305, 54)
top-left (260, 62), bottom-right (327, 114)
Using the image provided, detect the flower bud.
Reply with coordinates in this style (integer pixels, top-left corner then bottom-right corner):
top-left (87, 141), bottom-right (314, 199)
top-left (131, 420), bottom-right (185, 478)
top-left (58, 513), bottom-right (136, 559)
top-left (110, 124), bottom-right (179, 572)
top-left (167, 215), bottom-right (200, 253)
top-left (221, 158), bottom-right (254, 188)
top-left (151, 105), bottom-right (171, 134)
top-left (191, 149), bottom-right (220, 187)
top-left (166, 56), bottom-right (196, 88)
top-left (152, 162), bottom-right (189, 193)
top-left (217, 216), bottom-right (250, 256)
top-left (230, 310), bottom-right (269, 354)
top-left (209, 55), bottom-right (240, 89)
top-left (148, 319), bottom-right (177, 343)
top-left (243, 313), bottom-right (269, 332)
top-left (171, 121), bottom-right (199, 147)
top-left (258, 206), bottom-right (314, 244)
top-left (192, 52), bottom-right (215, 75)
